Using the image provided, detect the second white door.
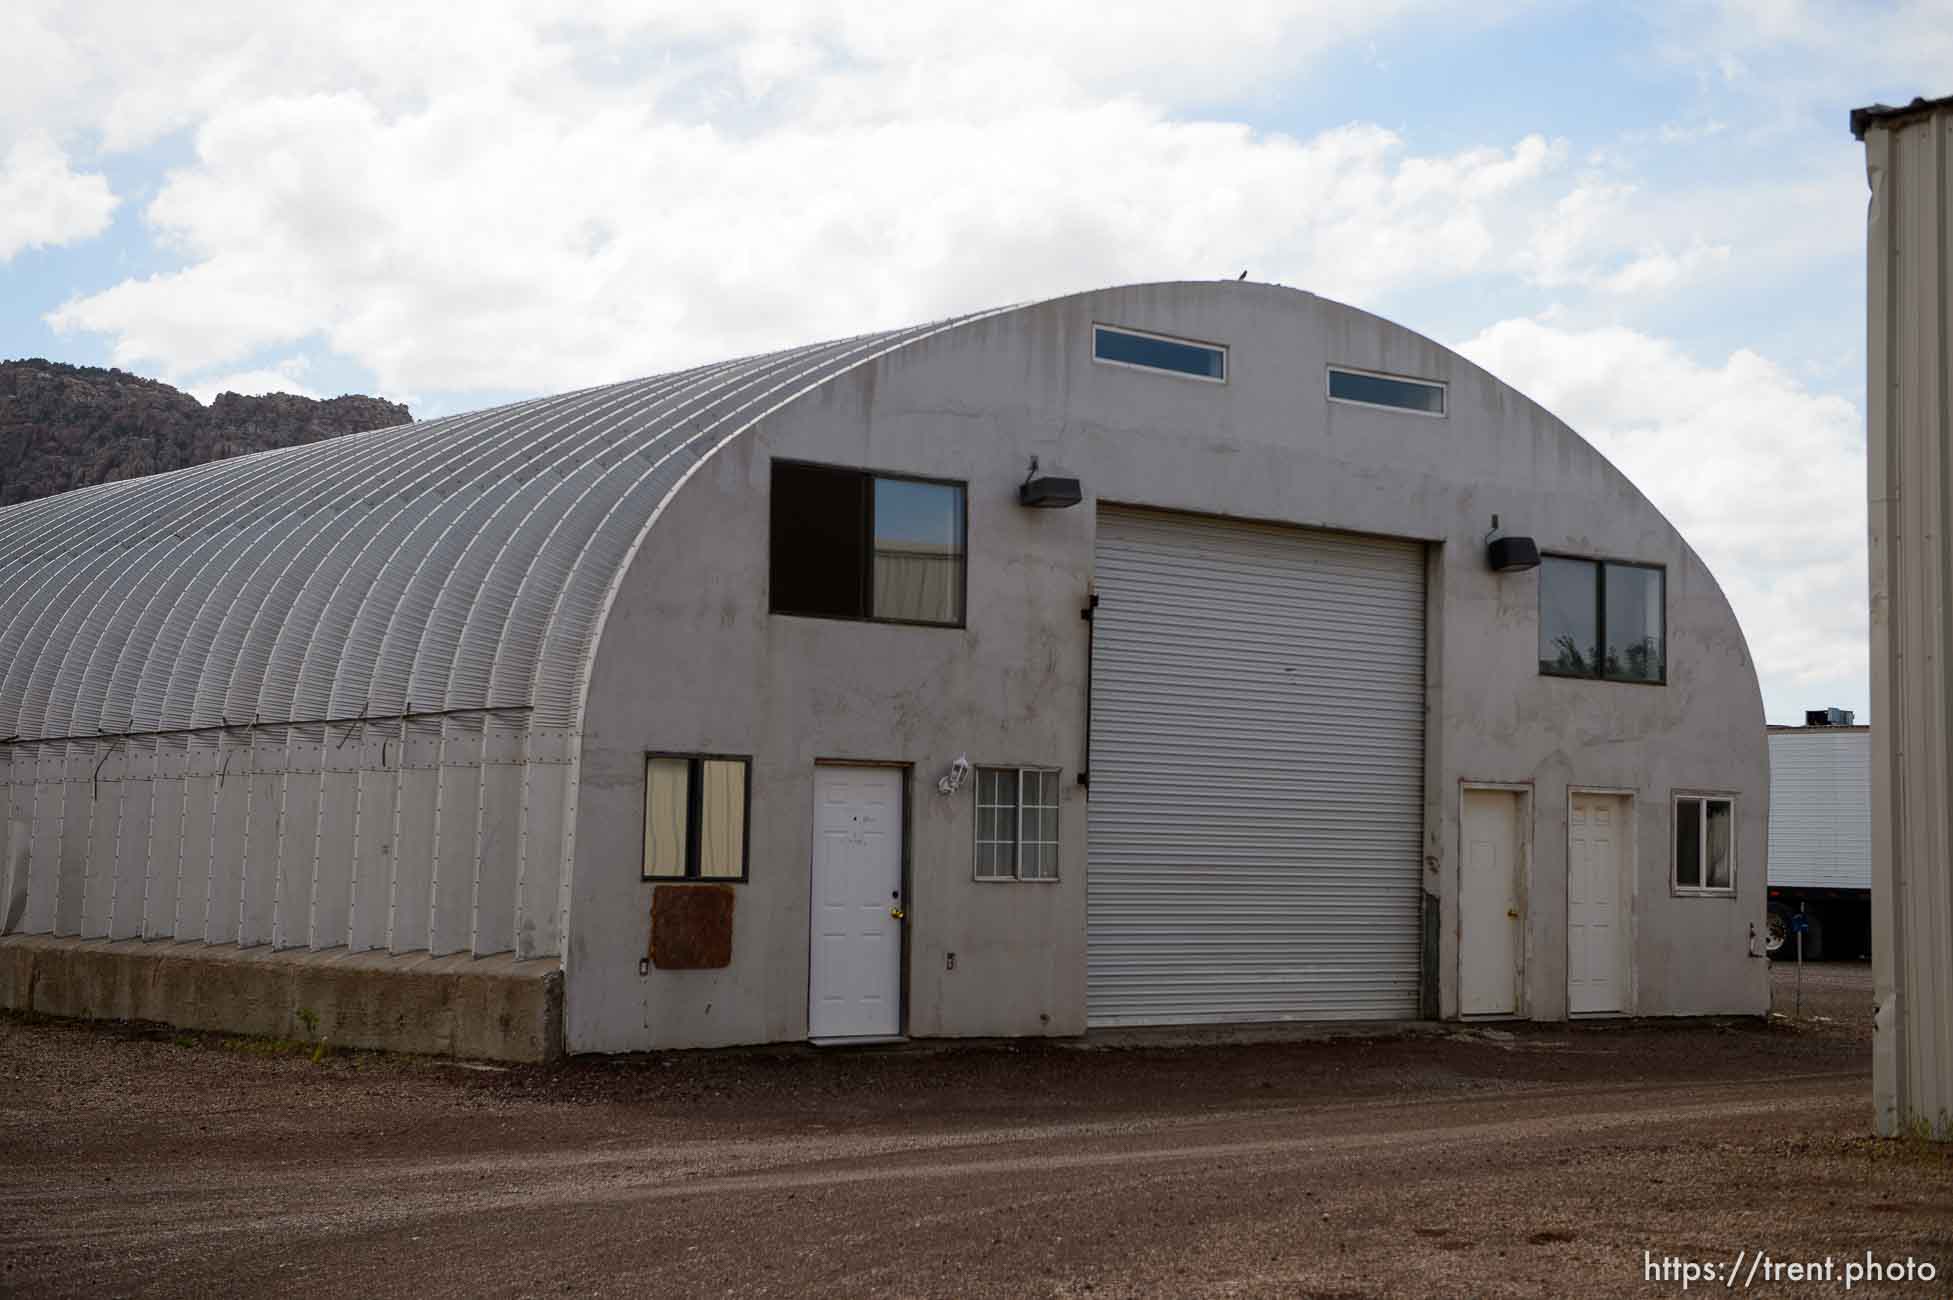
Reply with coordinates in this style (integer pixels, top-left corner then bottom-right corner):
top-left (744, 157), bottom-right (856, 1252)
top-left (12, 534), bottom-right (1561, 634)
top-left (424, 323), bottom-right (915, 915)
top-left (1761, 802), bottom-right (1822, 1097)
top-left (1459, 788), bottom-right (1524, 1016)
top-left (1567, 792), bottom-right (1629, 1015)
top-left (809, 765), bottom-right (904, 1041)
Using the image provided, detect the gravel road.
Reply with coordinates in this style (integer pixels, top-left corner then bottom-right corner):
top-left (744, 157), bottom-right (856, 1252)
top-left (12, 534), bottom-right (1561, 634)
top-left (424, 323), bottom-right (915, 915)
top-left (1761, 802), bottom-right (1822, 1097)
top-left (3, 962), bottom-right (1945, 1298)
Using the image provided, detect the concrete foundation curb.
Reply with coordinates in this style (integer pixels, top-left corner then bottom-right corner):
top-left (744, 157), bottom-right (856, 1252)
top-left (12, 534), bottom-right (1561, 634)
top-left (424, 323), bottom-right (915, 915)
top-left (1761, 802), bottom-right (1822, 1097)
top-left (0, 934), bottom-right (562, 1063)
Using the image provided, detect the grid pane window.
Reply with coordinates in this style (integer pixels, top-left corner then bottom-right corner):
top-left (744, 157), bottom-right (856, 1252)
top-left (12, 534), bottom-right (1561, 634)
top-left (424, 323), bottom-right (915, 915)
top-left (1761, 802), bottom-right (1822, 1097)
top-left (973, 766), bottom-right (1060, 881)
top-left (1674, 795), bottom-right (1735, 895)
top-left (1539, 555), bottom-right (1666, 684)
top-left (643, 754), bottom-right (751, 881)
top-left (1020, 769), bottom-right (1060, 881)
top-left (975, 768), bottom-right (1019, 880)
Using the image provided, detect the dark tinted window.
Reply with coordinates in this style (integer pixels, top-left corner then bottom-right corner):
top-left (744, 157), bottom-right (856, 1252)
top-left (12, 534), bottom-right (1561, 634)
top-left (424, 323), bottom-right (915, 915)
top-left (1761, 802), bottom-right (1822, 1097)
top-left (1093, 326), bottom-right (1225, 380)
top-left (771, 462), bottom-right (964, 626)
top-left (1539, 557), bottom-right (1598, 675)
top-left (771, 461), bottom-right (867, 618)
top-left (1539, 555), bottom-right (1665, 684)
top-left (1675, 797), bottom-right (1701, 887)
top-left (1602, 562), bottom-right (1665, 683)
top-left (1327, 367), bottom-right (1445, 414)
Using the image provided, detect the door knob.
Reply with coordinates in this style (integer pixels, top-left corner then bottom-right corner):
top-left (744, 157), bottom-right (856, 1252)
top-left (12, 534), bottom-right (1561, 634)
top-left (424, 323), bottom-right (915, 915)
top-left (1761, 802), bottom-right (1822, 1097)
top-left (890, 906), bottom-right (906, 920)
top-left (1507, 909), bottom-right (1520, 919)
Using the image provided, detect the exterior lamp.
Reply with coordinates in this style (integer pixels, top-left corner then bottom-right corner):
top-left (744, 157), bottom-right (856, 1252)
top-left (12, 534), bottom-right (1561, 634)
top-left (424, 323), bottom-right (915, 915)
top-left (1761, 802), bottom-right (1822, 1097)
top-left (1018, 457), bottom-right (1083, 509)
top-left (1485, 515), bottom-right (1540, 573)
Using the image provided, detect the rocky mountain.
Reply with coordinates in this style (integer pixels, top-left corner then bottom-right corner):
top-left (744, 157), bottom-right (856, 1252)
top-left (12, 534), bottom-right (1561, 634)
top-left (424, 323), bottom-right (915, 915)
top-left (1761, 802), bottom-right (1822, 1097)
top-left (0, 359), bottom-right (411, 509)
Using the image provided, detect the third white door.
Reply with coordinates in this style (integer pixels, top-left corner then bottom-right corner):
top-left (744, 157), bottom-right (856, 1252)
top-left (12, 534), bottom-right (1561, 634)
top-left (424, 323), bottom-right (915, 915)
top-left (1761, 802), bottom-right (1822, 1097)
top-left (1566, 792), bottom-right (1629, 1015)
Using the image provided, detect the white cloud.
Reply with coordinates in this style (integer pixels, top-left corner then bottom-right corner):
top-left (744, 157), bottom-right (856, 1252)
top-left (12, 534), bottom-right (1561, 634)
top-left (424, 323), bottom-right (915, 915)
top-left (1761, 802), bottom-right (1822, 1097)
top-left (1597, 240), bottom-right (1732, 295)
top-left (1458, 317), bottom-right (1866, 722)
top-left (0, 133), bottom-right (118, 262)
top-left (3, 2), bottom-right (1517, 148)
top-left (183, 356), bottom-right (317, 405)
top-left (46, 84), bottom-right (1570, 393)
top-left (18, 1), bottom-right (1576, 394)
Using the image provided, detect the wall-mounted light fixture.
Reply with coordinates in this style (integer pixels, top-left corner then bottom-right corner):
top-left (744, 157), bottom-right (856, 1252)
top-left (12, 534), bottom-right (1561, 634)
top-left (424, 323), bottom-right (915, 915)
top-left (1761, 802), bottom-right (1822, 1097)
top-left (1485, 515), bottom-right (1540, 573)
top-left (1019, 457), bottom-right (1082, 509)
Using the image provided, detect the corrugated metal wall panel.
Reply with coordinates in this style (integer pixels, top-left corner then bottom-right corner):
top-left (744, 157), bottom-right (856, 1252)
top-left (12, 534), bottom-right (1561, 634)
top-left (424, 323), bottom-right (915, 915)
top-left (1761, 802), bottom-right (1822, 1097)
top-left (108, 744), bottom-right (154, 940)
top-left (0, 305), bottom-right (1013, 967)
top-left (175, 749), bottom-right (219, 939)
top-left (1087, 508), bottom-right (1426, 1026)
top-left (2, 752), bottom-right (24, 934)
top-left (345, 729), bottom-right (398, 952)
top-left (1765, 731), bottom-right (1871, 890)
top-left (141, 739), bottom-right (187, 939)
top-left (1861, 100), bottom-right (1953, 1138)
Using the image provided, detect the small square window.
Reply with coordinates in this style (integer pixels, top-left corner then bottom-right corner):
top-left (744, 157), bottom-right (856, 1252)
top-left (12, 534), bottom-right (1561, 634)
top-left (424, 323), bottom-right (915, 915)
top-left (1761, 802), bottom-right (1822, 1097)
top-left (974, 765), bottom-right (1060, 881)
top-left (1674, 795), bottom-right (1734, 895)
top-left (643, 754), bottom-right (750, 880)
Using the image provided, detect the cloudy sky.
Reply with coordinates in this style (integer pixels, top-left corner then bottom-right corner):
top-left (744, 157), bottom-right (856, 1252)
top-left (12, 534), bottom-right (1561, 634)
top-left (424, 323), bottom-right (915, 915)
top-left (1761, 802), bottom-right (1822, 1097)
top-left (2, 1), bottom-right (1946, 724)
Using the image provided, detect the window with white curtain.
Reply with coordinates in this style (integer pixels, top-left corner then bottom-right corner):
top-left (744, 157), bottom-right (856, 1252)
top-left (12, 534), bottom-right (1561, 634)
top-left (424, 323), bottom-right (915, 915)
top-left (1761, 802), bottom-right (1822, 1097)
top-left (643, 754), bottom-right (749, 880)
top-left (770, 461), bottom-right (966, 627)
top-left (1673, 793), bottom-right (1734, 894)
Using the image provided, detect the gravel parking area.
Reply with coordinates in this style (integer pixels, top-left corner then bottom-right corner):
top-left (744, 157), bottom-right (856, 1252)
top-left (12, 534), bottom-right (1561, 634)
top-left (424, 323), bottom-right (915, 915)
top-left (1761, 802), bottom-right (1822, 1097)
top-left (2, 961), bottom-right (1944, 1298)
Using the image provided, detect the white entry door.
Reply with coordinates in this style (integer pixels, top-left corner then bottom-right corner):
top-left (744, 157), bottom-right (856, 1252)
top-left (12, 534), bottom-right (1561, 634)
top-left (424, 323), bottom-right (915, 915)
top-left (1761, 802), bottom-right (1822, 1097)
top-left (809, 765), bottom-right (904, 1041)
top-left (1459, 788), bottom-right (1524, 1016)
top-left (1567, 792), bottom-right (1629, 1015)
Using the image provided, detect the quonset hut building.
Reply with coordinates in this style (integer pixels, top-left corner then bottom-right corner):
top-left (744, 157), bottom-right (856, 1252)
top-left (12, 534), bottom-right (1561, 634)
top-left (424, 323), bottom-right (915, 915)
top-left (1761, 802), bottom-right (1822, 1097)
top-left (0, 282), bottom-right (1769, 1060)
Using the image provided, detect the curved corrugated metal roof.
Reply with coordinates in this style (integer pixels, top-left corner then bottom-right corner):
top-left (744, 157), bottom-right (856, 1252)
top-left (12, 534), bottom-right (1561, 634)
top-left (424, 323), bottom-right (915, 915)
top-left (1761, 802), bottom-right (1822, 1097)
top-left (0, 309), bottom-right (1002, 743)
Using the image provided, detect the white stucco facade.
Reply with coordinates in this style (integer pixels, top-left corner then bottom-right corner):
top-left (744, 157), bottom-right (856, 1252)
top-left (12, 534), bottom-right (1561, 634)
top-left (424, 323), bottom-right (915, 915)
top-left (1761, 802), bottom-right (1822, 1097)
top-left (0, 280), bottom-right (1770, 1058)
top-left (568, 281), bottom-right (1769, 1052)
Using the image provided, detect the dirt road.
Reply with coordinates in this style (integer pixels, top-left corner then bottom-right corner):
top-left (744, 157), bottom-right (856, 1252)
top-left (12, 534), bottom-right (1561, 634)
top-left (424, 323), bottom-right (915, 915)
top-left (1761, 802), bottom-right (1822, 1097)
top-left (2, 963), bottom-right (1946, 1298)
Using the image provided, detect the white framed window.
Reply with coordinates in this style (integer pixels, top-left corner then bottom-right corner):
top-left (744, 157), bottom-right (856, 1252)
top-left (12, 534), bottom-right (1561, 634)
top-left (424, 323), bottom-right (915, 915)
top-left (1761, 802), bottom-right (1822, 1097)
top-left (974, 766), bottom-right (1060, 881)
top-left (1092, 324), bottom-right (1227, 383)
top-left (1326, 365), bottom-right (1446, 416)
top-left (1673, 793), bottom-right (1735, 895)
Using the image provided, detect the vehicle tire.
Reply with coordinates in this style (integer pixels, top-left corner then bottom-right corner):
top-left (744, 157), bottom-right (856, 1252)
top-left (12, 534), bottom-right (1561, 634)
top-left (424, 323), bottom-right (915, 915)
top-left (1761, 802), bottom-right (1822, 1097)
top-left (1765, 903), bottom-right (1792, 960)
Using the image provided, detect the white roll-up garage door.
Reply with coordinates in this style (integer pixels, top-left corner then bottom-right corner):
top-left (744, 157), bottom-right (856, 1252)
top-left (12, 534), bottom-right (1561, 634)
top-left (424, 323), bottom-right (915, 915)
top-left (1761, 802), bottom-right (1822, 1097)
top-left (1087, 507), bottom-right (1427, 1025)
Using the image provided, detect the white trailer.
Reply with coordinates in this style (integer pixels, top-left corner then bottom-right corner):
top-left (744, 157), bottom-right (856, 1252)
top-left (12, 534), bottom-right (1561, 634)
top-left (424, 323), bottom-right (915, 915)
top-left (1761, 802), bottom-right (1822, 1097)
top-left (1765, 716), bottom-right (1870, 961)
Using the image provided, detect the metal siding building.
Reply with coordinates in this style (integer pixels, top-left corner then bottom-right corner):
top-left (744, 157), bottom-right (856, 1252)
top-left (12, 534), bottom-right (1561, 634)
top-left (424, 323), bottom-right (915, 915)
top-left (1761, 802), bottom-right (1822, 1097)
top-left (0, 281), bottom-right (1772, 1058)
top-left (1765, 728), bottom-right (1872, 892)
top-left (1856, 95), bottom-right (1953, 1139)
